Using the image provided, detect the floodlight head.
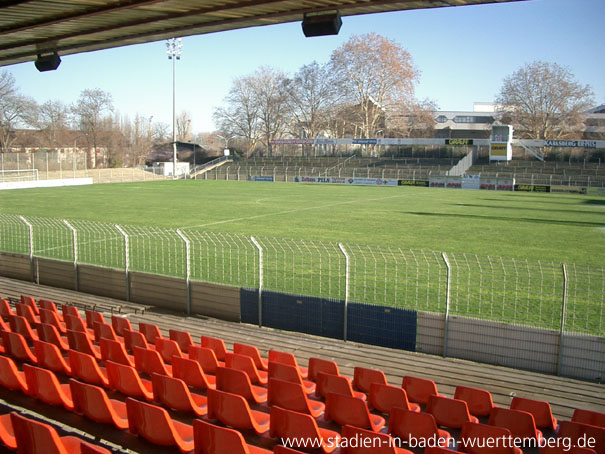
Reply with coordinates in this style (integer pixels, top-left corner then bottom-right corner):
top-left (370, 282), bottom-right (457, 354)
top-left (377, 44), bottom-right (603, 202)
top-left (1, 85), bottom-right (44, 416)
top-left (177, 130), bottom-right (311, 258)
top-left (302, 12), bottom-right (342, 37)
top-left (35, 52), bottom-right (61, 72)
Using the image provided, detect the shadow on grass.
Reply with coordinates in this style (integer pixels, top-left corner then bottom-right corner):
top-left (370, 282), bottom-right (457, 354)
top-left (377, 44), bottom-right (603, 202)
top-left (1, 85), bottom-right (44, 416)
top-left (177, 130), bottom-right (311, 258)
top-left (409, 211), bottom-right (604, 227)
top-left (454, 203), bottom-right (604, 215)
top-left (584, 199), bottom-right (605, 206)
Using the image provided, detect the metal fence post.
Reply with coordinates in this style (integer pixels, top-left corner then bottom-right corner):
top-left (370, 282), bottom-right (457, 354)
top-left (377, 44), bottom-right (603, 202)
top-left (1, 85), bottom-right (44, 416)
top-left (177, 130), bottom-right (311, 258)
top-left (441, 252), bottom-right (451, 358)
top-left (338, 243), bottom-right (350, 342)
top-left (18, 216), bottom-right (34, 282)
top-left (62, 220), bottom-right (78, 291)
top-left (250, 236), bottom-right (263, 328)
top-left (557, 263), bottom-right (568, 376)
top-left (177, 229), bottom-right (192, 315)
top-left (115, 225), bottom-right (130, 302)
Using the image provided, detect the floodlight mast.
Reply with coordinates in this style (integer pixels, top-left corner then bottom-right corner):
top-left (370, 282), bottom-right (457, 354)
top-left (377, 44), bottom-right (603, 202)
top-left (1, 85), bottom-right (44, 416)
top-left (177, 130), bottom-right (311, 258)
top-left (166, 38), bottom-right (182, 179)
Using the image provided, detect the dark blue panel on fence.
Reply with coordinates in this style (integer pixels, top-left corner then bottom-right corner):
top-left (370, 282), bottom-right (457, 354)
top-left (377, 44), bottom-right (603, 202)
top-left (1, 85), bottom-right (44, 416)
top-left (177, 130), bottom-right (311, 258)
top-left (240, 288), bottom-right (259, 325)
top-left (347, 302), bottom-right (417, 351)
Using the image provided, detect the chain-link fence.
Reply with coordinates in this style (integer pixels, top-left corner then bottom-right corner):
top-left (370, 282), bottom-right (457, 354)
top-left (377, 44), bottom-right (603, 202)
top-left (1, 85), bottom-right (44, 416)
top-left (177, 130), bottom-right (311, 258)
top-left (1, 213), bottom-right (602, 337)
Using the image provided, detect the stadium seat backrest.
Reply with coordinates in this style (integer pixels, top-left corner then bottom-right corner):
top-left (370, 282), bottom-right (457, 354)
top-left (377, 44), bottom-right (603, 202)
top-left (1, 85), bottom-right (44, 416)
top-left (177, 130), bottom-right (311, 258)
top-left (201, 335), bottom-right (228, 361)
top-left (39, 309), bottom-right (66, 333)
top-left (111, 315), bottom-right (132, 337)
top-left (125, 397), bottom-right (194, 451)
top-left (207, 388), bottom-right (269, 434)
top-left (69, 378), bottom-right (128, 430)
top-left (225, 352), bottom-right (266, 384)
top-left (138, 322), bottom-right (163, 344)
top-left (269, 361), bottom-right (307, 387)
top-left (193, 418), bottom-right (271, 454)
top-left (20, 295), bottom-right (39, 315)
top-left (66, 329), bottom-right (101, 359)
top-left (39, 299), bottom-right (60, 314)
top-left (573, 409), bottom-right (605, 428)
top-left (16, 303), bottom-right (39, 325)
top-left (489, 407), bottom-right (543, 441)
top-left (61, 305), bottom-right (81, 320)
top-left (540, 445), bottom-right (596, 454)
top-left (341, 424), bottom-right (411, 454)
top-left (123, 328), bottom-right (149, 352)
top-left (510, 396), bottom-right (557, 431)
top-left (37, 323), bottom-right (69, 350)
top-left (460, 422), bottom-right (521, 454)
top-left (169, 329), bottom-right (194, 353)
top-left (428, 394), bottom-right (477, 429)
top-left (93, 322), bottom-right (119, 343)
top-left (268, 378), bottom-right (315, 414)
top-left (9, 314), bottom-right (38, 340)
top-left (154, 337), bottom-right (183, 364)
top-left (0, 299), bottom-right (15, 317)
top-left (100, 338), bottom-right (133, 367)
top-left (216, 366), bottom-right (267, 404)
top-left (402, 375), bottom-right (439, 405)
top-left (0, 354), bottom-right (28, 392)
top-left (64, 314), bottom-right (90, 334)
top-left (23, 363), bottom-right (74, 410)
top-left (389, 407), bottom-right (445, 443)
top-left (0, 316), bottom-right (8, 332)
top-left (233, 342), bottom-right (268, 371)
top-left (151, 372), bottom-right (207, 415)
top-left (308, 357), bottom-right (341, 381)
top-left (2, 330), bottom-right (38, 363)
top-left (68, 350), bottom-right (109, 387)
top-left (106, 360), bottom-right (153, 401)
top-left (558, 421), bottom-right (605, 454)
top-left (33, 340), bottom-right (72, 375)
top-left (85, 310), bottom-right (105, 329)
top-left (454, 385), bottom-right (495, 417)
top-left (172, 356), bottom-right (215, 390)
top-left (189, 345), bottom-right (221, 374)
top-left (133, 346), bottom-right (171, 377)
top-left (325, 392), bottom-right (384, 432)
top-left (273, 447), bottom-right (308, 454)
top-left (316, 371), bottom-right (356, 399)
top-left (0, 413), bottom-right (16, 451)
top-left (269, 350), bottom-right (308, 377)
top-left (353, 366), bottom-right (387, 393)
top-left (270, 405), bottom-right (339, 453)
top-left (369, 382), bottom-right (418, 414)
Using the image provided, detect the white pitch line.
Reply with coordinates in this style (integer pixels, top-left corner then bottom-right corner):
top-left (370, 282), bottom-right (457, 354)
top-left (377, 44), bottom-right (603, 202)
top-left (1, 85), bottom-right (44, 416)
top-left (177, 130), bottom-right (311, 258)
top-left (187, 193), bottom-right (407, 229)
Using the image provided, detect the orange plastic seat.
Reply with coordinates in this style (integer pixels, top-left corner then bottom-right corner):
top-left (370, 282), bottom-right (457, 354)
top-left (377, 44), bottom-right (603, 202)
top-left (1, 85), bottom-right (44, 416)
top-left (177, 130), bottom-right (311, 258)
top-left (274, 447), bottom-right (308, 454)
top-left (226, 352), bottom-right (268, 384)
top-left (0, 413), bottom-right (16, 451)
top-left (10, 411), bottom-right (111, 454)
top-left (0, 354), bottom-right (28, 392)
top-left (155, 337), bottom-right (184, 364)
top-left (316, 371), bottom-right (365, 400)
top-left (489, 407), bottom-right (544, 446)
top-left (0, 299), bottom-right (16, 318)
top-left (111, 315), bottom-right (132, 337)
top-left (39, 299), bottom-right (62, 318)
top-left (0, 317), bottom-right (8, 333)
top-left (151, 372), bottom-right (207, 416)
top-left (133, 346), bottom-right (172, 377)
top-left (369, 382), bottom-right (420, 414)
top-left (269, 349), bottom-right (308, 378)
top-left (69, 378), bottom-right (129, 429)
top-left (353, 366), bottom-right (387, 393)
top-left (37, 323), bottom-right (69, 350)
top-left (8, 314), bottom-right (39, 341)
top-left (389, 407), bottom-right (450, 447)
top-left (172, 356), bottom-right (216, 390)
top-left (1, 330), bottom-right (37, 364)
top-left (460, 422), bottom-right (523, 454)
top-left (426, 448), bottom-right (460, 454)
top-left (39, 309), bottom-right (66, 333)
top-left (64, 315), bottom-right (95, 339)
top-left (540, 446), bottom-right (596, 454)
top-left (123, 328), bottom-right (150, 352)
top-left (106, 360), bottom-right (153, 400)
top-left (270, 405), bottom-right (339, 453)
top-left (33, 340), bottom-right (72, 375)
top-left (68, 350), bottom-right (109, 387)
top-left (558, 421), bottom-right (605, 454)
top-left (269, 361), bottom-right (315, 394)
top-left (190, 345), bottom-right (224, 374)
top-left (573, 409), bottom-right (605, 428)
top-left (16, 303), bottom-right (40, 326)
top-left (23, 363), bottom-right (74, 410)
top-left (402, 375), bottom-right (440, 405)
top-left (428, 394), bottom-right (479, 429)
top-left (126, 397), bottom-right (194, 451)
top-left (85, 310), bottom-right (105, 329)
top-left (201, 335), bottom-right (229, 361)
top-left (268, 378), bottom-right (324, 417)
top-left (100, 338), bottom-right (134, 366)
top-left (169, 329), bottom-right (195, 353)
top-left (341, 424), bottom-right (414, 454)
top-left (234, 342), bottom-right (268, 371)
top-left (139, 322), bottom-right (163, 344)
top-left (93, 322), bottom-right (122, 343)
top-left (62, 304), bottom-right (81, 319)
top-left (20, 295), bottom-right (40, 315)
top-left (325, 392), bottom-right (384, 432)
top-left (207, 388), bottom-right (270, 434)
top-left (511, 396), bottom-right (558, 431)
top-left (308, 357), bottom-right (344, 381)
top-left (454, 385), bottom-right (495, 417)
top-left (193, 419), bottom-right (271, 454)
top-left (66, 329), bottom-right (101, 359)
top-left (216, 366), bottom-right (267, 404)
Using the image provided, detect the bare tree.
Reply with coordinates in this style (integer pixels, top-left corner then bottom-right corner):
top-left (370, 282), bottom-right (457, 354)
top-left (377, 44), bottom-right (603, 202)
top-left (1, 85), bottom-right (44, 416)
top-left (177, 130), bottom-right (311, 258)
top-left (496, 61), bottom-right (594, 140)
top-left (72, 88), bottom-right (113, 167)
top-left (176, 110), bottom-right (192, 142)
top-left (152, 121), bottom-right (170, 142)
top-left (329, 33), bottom-right (419, 140)
top-left (30, 100), bottom-right (71, 150)
top-left (0, 71), bottom-right (35, 153)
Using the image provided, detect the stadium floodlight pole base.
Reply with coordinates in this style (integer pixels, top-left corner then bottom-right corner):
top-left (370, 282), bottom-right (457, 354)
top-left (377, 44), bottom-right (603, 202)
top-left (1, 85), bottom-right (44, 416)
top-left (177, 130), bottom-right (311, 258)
top-left (250, 236), bottom-right (263, 328)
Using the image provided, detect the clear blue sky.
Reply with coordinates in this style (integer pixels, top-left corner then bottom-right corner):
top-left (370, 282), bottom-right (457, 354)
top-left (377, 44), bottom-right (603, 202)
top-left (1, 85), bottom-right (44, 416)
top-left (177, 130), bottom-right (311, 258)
top-left (5, 0), bottom-right (605, 134)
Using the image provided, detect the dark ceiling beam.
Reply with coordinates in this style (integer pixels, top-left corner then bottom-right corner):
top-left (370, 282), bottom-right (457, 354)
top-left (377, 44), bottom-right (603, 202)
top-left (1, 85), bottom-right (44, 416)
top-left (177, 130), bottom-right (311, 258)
top-left (0, 0), bottom-right (37, 8)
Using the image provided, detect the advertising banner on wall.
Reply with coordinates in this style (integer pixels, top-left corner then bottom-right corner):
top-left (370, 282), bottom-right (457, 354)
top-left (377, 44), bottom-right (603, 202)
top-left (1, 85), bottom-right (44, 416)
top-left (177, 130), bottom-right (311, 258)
top-left (249, 176), bottom-right (274, 182)
top-left (398, 179), bottom-right (429, 187)
top-left (293, 176), bottom-right (398, 186)
top-left (480, 177), bottom-right (515, 191)
top-left (462, 174), bottom-right (481, 190)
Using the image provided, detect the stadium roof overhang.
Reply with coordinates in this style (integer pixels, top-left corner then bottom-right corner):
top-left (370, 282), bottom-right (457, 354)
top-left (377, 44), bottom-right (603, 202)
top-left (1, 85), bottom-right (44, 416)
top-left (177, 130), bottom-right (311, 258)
top-left (0, 0), bottom-right (528, 69)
